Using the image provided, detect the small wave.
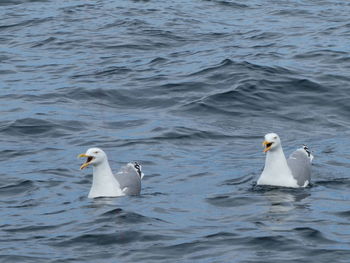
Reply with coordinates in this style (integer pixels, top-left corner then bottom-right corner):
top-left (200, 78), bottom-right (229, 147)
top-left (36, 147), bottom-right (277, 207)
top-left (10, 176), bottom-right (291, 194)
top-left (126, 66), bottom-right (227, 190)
top-left (71, 66), bottom-right (132, 79)
top-left (0, 118), bottom-right (85, 137)
top-left (148, 57), bottom-right (168, 65)
top-left (222, 174), bottom-right (255, 185)
top-left (4, 223), bottom-right (66, 233)
top-left (31, 37), bottom-right (56, 48)
top-left (204, 231), bottom-right (236, 239)
top-left (0, 255), bottom-right (47, 262)
top-left (248, 32), bottom-right (283, 41)
top-left (99, 208), bottom-right (159, 224)
top-left (0, 149), bottom-right (33, 161)
top-left (188, 59), bottom-right (293, 77)
top-left (0, 180), bottom-right (35, 196)
top-left (151, 126), bottom-right (230, 141)
top-left (206, 194), bottom-right (256, 207)
top-left (246, 235), bottom-right (293, 249)
top-left (272, 9), bottom-right (313, 17)
top-left (0, 17), bottom-right (51, 30)
top-left (176, 75), bottom-right (331, 122)
top-left (334, 210), bottom-right (350, 219)
top-left (55, 230), bottom-right (172, 247)
top-left (57, 87), bottom-right (180, 110)
top-left (293, 227), bottom-right (334, 244)
top-left (203, 0), bottom-right (249, 9)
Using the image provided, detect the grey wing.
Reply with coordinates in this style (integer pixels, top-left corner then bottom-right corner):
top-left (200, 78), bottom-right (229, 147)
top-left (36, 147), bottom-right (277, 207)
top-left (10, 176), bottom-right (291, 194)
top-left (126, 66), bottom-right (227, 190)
top-left (287, 148), bottom-right (312, 186)
top-left (114, 163), bottom-right (142, 195)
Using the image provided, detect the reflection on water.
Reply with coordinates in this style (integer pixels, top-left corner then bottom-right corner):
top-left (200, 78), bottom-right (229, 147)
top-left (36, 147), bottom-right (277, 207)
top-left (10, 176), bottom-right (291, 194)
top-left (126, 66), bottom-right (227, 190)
top-left (261, 187), bottom-right (311, 212)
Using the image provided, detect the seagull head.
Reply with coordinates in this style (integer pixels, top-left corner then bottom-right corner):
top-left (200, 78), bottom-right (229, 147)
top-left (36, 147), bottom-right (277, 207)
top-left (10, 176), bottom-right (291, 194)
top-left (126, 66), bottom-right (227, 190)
top-left (78, 147), bottom-right (107, 170)
top-left (262, 133), bottom-right (281, 153)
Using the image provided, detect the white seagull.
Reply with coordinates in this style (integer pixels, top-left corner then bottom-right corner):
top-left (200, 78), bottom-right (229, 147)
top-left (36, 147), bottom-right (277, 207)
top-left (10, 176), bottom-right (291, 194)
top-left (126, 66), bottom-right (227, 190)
top-left (257, 133), bottom-right (313, 188)
top-left (78, 148), bottom-right (144, 198)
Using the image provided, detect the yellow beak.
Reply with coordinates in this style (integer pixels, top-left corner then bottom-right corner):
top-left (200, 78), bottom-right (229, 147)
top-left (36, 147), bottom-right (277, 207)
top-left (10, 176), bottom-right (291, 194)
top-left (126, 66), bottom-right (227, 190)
top-left (78, 154), bottom-right (92, 170)
top-left (262, 140), bottom-right (272, 153)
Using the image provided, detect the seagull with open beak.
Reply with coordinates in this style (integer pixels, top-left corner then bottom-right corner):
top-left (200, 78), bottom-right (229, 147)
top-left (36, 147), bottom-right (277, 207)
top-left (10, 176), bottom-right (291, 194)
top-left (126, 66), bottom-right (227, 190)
top-left (78, 147), bottom-right (144, 198)
top-left (258, 133), bottom-right (313, 188)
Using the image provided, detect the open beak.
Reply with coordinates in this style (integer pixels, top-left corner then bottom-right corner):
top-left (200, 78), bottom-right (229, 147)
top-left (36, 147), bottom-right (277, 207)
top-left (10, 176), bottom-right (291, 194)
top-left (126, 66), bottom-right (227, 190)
top-left (262, 141), bottom-right (273, 153)
top-left (78, 154), bottom-right (94, 170)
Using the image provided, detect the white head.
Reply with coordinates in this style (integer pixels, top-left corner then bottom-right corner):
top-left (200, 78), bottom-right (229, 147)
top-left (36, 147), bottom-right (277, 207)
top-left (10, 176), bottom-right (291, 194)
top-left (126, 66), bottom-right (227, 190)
top-left (262, 133), bottom-right (281, 153)
top-left (78, 147), bottom-right (108, 170)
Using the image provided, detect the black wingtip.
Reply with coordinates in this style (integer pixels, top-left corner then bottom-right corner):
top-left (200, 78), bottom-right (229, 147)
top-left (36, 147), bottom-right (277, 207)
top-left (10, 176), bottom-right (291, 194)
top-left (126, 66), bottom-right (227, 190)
top-left (303, 144), bottom-right (311, 157)
top-left (134, 162), bottom-right (142, 178)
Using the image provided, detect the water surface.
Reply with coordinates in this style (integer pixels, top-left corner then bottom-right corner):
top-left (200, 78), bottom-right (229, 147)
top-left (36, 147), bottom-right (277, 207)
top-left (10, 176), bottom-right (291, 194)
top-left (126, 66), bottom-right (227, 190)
top-left (1, 0), bottom-right (350, 262)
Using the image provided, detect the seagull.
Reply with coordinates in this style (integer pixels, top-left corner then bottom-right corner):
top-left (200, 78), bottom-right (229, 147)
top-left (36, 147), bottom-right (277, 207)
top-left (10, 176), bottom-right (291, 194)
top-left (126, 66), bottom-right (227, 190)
top-left (78, 147), bottom-right (144, 198)
top-left (257, 133), bottom-right (313, 188)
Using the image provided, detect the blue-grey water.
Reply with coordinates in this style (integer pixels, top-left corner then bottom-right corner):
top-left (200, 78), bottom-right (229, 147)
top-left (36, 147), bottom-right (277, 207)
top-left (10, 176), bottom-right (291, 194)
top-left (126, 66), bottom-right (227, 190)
top-left (1, 0), bottom-right (350, 262)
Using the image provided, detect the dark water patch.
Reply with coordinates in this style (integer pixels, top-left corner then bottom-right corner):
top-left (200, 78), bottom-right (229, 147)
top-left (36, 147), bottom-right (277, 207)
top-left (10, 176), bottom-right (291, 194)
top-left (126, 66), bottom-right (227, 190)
top-left (42, 209), bottom-right (66, 216)
top-left (251, 184), bottom-right (312, 192)
top-left (334, 210), bottom-right (350, 219)
top-left (140, 29), bottom-right (187, 43)
top-left (294, 49), bottom-right (349, 60)
top-left (146, 240), bottom-right (208, 257)
top-left (0, 17), bottom-right (52, 31)
top-left (7, 199), bottom-right (40, 208)
top-left (250, 185), bottom-right (312, 203)
top-left (0, 21), bottom-right (29, 30)
top-left (0, 69), bottom-right (16, 75)
top-left (99, 208), bottom-right (160, 224)
top-left (72, 66), bottom-right (132, 79)
top-left (131, 0), bottom-right (151, 2)
top-left (247, 235), bottom-right (295, 249)
top-left (177, 76), bottom-right (331, 120)
top-left (314, 178), bottom-right (350, 187)
top-left (203, 0), bottom-right (249, 9)
top-left (143, 191), bottom-right (167, 196)
top-left (60, 3), bottom-right (99, 13)
top-left (188, 59), bottom-right (236, 77)
top-left (31, 37), bottom-right (57, 48)
top-left (188, 172), bottom-right (212, 178)
top-left (98, 18), bottom-right (148, 29)
top-left (307, 248), bottom-right (350, 259)
top-left (104, 43), bottom-right (166, 51)
top-left (34, 168), bottom-right (70, 177)
top-left (102, 119), bottom-right (148, 130)
top-left (248, 32), bottom-right (283, 41)
top-left (176, 100), bottom-right (246, 117)
top-left (206, 194), bottom-right (255, 207)
top-left (251, 43), bottom-right (276, 49)
top-left (272, 9), bottom-right (314, 17)
top-left (0, 93), bottom-right (71, 104)
top-left (4, 223), bottom-right (66, 233)
top-left (294, 227), bottom-right (334, 244)
top-left (0, 149), bottom-right (33, 161)
top-left (59, 87), bottom-right (179, 110)
top-left (101, 208), bottom-right (123, 215)
top-left (0, 118), bottom-right (85, 137)
top-left (148, 57), bottom-right (168, 65)
top-left (155, 81), bottom-right (209, 94)
top-left (56, 231), bottom-right (171, 247)
top-left (222, 174), bottom-right (255, 185)
top-left (152, 126), bottom-right (230, 141)
top-left (0, 180), bottom-right (35, 196)
top-left (204, 231), bottom-right (237, 239)
top-left (0, 255), bottom-right (47, 263)
top-left (189, 59), bottom-right (294, 78)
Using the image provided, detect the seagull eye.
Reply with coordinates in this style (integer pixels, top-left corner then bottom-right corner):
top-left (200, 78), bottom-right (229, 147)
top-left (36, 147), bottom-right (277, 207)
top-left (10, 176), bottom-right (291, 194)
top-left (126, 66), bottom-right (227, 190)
top-left (94, 151), bottom-right (99, 154)
top-left (273, 136), bottom-right (277, 139)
